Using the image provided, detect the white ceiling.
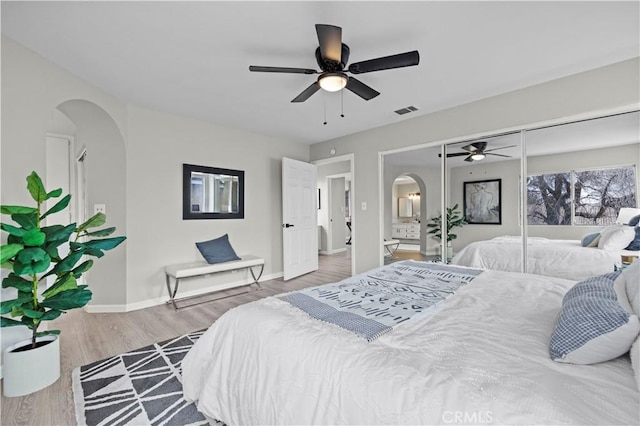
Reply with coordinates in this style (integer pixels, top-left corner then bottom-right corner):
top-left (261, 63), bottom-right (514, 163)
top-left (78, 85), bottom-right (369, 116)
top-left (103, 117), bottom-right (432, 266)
top-left (1, 1), bottom-right (639, 145)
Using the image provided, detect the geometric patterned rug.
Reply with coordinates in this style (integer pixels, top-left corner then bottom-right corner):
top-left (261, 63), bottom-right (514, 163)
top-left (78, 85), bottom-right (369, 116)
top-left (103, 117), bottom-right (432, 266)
top-left (72, 330), bottom-right (217, 426)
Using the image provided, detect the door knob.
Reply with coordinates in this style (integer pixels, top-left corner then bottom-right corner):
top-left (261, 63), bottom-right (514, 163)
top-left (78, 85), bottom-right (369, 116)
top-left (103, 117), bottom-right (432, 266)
top-left (282, 223), bottom-right (295, 228)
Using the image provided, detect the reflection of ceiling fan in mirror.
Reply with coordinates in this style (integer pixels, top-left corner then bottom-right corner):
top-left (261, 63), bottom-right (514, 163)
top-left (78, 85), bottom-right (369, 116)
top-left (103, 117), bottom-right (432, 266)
top-left (441, 141), bottom-right (517, 162)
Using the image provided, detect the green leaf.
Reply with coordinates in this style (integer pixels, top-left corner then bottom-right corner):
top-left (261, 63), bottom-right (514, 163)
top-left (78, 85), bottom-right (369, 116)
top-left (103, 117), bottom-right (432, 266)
top-left (0, 205), bottom-right (38, 215)
top-left (42, 223), bottom-right (76, 243)
top-left (1, 244), bottom-right (24, 263)
top-left (1, 223), bottom-right (26, 237)
top-left (13, 247), bottom-right (51, 275)
top-left (20, 316), bottom-right (35, 328)
top-left (80, 236), bottom-right (126, 252)
top-left (77, 212), bottom-right (106, 233)
top-left (83, 227), bottom-right (115, 237)
top-left (42, 274), bottom-right (77, 299)
top-left (72, 259), bottom-right (93, 278)
top-left (40, 288), bottom-right (92, 310)
top-left (39, 309), bottom-right (63, 320)
top-left (26, 171), bottom-right (47, 203)
top-left (42, 249), bottom-right (84, 277)
top-left (11, 212), bottom-right (38, 230)
top-left (21, 307), bottom-right (44, 319)
top-left (0, 317), bottom-right (23, 327)
top-left (2, 273), bottom-right (33, 292)
top-left (22, 229), bottom-right (46, 246)
top-left (35, 329), bottom-right (60, 337)
top-left (40, 194), bottom-right (71, 220)
top-left (83, 248), bottom-right (105, 258)
top-left (0, 293), bottom-right (32, 315)
top-left (46, 188), bottom-right (63, 199)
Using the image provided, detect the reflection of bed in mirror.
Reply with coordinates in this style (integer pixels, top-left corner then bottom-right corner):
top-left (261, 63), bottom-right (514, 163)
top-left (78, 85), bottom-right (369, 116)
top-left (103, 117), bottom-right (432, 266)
top-left (451, 235), bottom-right (639, 281)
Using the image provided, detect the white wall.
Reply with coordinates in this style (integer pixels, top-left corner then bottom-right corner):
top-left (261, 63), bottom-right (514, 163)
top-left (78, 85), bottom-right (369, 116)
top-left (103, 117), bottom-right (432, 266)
top-left (125, 105), bottom-right (308, 308)
top-left (311, 58), bottom-right (640, 273)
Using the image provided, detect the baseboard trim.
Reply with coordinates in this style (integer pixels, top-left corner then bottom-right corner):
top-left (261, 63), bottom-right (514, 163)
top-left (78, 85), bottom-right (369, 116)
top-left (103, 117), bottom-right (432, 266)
top-left (85, 272), bottom-right (283, 313)
top-left (319, 248), bottom-right (347, 255)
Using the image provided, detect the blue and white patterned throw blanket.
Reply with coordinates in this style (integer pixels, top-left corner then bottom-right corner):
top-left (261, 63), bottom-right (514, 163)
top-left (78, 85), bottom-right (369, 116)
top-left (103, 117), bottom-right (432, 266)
top-left (280, 261), bottom-right (482, 341)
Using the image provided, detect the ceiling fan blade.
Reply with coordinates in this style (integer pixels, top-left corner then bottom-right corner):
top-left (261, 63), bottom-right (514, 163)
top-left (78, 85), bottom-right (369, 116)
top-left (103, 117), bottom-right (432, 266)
top-left (487, 153), bottom-right (512, 158)
top-left (437, 152), bottom-right (469, 158)
top-left (348, 50), bottom-right (419, 74)
top-left (316, 24), bottom-right (343, 63)
top-left (462, 141), bottom-right (488, 152)
top-left (249, 66), bottom-right (317, 74)
top-left (464, 155), bottom-right (474, 162)
top-left (345, 77), bottom-right (380, 101)
top-left (291, 81), bottom-right (320, 103)
top-left (484, 144), bottom-right (517, 153)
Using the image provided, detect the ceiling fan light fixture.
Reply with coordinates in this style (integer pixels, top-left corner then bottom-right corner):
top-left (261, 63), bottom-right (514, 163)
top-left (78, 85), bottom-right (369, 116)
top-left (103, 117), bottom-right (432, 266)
top-left (471, 153), bottom-right (486, 161)
top-left (318, 73), bottom-right (347, 92)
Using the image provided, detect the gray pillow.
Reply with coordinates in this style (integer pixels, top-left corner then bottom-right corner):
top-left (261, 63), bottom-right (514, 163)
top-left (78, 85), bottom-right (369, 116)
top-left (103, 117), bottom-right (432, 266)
top-left (196, 234), bottom-right (240, 264)
top-left (580, 232), bottom-right (600, 247)
top-left (625, 227), bottom-right (640, 251)
top-left (629, 214), bottom-right (640, 227)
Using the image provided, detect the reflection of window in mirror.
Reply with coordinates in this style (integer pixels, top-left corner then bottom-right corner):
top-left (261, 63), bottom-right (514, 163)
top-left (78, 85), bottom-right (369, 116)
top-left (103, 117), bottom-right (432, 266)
top-left (183, 164), bottom-right (244, 220)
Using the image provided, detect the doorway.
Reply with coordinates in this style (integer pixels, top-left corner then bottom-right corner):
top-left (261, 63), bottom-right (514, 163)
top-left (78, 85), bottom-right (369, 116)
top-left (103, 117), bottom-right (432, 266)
top-left (314, 154), bottom-right (355, 276)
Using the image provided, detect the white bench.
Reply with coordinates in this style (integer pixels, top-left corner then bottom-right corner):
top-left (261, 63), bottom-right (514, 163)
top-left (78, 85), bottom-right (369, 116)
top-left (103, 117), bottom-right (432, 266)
top-left (164, 255), bottom-right (264, 310)
top-left (384, 239), bottom-right (400, 257)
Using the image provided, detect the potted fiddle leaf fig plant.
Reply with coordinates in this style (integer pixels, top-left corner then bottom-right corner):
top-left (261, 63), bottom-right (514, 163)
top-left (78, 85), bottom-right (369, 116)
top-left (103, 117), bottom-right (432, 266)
top-left (427, 203), bottom-right (467, 260)
top-left (0, 171), bottom-right (125, 397)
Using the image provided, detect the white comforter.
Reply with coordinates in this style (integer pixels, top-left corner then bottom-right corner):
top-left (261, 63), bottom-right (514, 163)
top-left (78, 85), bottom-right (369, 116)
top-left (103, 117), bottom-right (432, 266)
top-left (182, 268), bottom-right (639, 425)
top-left (451, 236), bottom-right (634, 281)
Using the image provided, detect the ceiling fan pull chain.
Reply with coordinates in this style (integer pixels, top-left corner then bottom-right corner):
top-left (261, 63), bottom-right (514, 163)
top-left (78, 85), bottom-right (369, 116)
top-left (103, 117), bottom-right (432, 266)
top-left (340, 90), bottom-right (345, 118)
top-left (323, 92), bottom-right (327, 125)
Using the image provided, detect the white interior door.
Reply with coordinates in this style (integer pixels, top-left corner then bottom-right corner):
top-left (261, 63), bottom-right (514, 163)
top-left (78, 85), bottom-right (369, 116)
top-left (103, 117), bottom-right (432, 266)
top-left (282, 157), bottom-right (318, 280)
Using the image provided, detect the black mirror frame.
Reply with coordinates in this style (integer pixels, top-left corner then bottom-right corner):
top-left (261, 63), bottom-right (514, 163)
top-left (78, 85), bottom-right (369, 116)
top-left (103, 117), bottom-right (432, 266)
top-left (182, 163), bottom-right (245, 220)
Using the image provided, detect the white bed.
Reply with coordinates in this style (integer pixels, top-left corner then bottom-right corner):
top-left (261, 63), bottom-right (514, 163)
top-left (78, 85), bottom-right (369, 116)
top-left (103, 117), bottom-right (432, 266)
top-left (182, 261), bottom-right (639, 425)
top-left (451, 235), bottom-right (638, 281)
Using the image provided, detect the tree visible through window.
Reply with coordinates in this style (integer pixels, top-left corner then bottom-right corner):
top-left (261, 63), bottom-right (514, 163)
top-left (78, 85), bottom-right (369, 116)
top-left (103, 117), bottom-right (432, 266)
top-left (527, 166), bottom-right (636, 226)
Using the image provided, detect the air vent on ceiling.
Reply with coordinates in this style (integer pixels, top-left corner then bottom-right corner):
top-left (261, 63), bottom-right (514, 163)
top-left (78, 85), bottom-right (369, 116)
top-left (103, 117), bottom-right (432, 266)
top-left (394, 106), bottom-right (419, 115)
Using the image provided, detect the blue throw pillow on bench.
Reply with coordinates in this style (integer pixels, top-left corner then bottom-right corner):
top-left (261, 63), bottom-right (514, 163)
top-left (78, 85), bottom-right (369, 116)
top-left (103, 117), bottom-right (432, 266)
top-left (196, 234), bottom-right (241, 264)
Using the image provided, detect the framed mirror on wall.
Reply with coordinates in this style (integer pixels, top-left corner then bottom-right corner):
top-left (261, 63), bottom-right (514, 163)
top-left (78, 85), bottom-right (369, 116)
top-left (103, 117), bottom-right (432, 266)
top-left (182, 163), bottom-right (245, 220)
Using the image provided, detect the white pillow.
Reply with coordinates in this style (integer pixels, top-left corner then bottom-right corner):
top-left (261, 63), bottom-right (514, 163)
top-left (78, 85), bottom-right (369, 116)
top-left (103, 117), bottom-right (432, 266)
top-left (631, 337), bottom-right (640, 390)
top-left (598, 225), bottom-right (636, 251)
top-left (623, 261), bottom-right (640, 316)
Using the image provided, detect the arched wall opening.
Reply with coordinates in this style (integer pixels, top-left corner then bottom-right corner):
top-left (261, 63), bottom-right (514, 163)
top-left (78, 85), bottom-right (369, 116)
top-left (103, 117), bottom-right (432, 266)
top-left (390, 172), bottom-right (428, 254)
top-left (55, 99), bottom-right (127, 307)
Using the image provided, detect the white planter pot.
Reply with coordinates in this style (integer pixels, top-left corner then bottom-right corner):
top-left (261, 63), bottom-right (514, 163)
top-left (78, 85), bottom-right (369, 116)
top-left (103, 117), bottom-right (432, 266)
top-left (3, 334), bottom-right (60, 397)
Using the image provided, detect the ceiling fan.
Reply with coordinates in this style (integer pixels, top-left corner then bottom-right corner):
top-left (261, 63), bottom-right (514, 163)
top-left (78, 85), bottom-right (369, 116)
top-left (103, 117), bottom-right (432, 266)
top-left (441, 142), bottom-right (517, 162)
top-left (249, 24), bottom-right (420, 103)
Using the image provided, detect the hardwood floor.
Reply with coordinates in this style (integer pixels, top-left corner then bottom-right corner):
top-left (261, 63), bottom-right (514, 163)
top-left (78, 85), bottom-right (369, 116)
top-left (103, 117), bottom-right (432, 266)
top-left (0, 251), bottom-right (351, 426)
